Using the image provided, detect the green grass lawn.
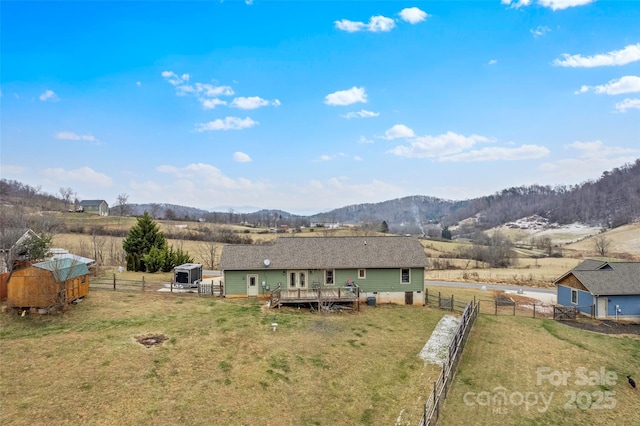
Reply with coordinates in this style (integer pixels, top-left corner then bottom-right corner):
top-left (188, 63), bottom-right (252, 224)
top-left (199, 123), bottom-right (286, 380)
top-left (0, 291), bottom-right (445, 425)
top-left (439, 315), bottom-right (640, 425)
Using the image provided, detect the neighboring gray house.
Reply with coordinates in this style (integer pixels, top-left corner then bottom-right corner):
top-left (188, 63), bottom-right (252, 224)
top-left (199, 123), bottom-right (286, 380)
top-left (0, 228), bottom-right (40, 273)
top-left (79, 200), bottom-right (109, 216)
top-left (220, 236), bottom-right (429, 305)
top-left (555, 259), bottom-right (640, 320)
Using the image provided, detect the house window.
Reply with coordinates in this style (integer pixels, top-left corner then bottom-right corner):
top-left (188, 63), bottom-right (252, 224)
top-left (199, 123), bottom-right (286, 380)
top-left (81, 276), bottom-right (86, 284)
top-left (325, 270), bottom-right (334, 285)
top-left (358, 269), bottom-right (366, 279)
top-left (401, 268), bottom-right (410, 284)
top-left (571, 289), bottom-right (577, 304)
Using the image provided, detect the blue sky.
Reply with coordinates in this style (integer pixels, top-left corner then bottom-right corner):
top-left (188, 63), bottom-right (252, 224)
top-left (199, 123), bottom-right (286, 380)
top-left (1, 0), bottom-right (639, 214)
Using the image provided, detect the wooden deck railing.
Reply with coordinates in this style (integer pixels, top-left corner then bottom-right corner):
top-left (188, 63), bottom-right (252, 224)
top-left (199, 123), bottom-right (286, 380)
top-left (269, 284), bottom-right (360, 308)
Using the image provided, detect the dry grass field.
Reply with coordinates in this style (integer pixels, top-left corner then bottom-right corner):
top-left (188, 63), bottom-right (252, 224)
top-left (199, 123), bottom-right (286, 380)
top-left (439, 315), bottom-right (640, 425)
top-left (0, 291), bottom-right (445, 425)
top-left (9, 214), bottom-right (639, 425)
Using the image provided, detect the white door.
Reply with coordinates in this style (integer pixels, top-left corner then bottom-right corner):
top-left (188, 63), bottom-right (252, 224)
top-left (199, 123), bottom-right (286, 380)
top-left (288, 271), bottom-right (307, 289)
top-left (247, 274), bottom-right (259, 297)
top-left (597, 297), bottom-right (607, 318)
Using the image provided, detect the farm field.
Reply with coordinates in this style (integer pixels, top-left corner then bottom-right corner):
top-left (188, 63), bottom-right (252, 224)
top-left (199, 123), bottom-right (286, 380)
top-left (0, 291), bottom-right (445, 425)
top-left (425, 257), bottom-right (583, 287)
top-left (438, 315), bottom-right (640, 425)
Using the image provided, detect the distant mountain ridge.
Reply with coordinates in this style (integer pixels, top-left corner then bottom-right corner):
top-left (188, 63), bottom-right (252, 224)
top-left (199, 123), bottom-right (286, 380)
top-left (3, 160), bottom-right (639, 233)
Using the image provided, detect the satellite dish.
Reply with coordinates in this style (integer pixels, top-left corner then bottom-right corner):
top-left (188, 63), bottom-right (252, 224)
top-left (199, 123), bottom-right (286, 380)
top-left (263, 259), bottom-right (271, 267)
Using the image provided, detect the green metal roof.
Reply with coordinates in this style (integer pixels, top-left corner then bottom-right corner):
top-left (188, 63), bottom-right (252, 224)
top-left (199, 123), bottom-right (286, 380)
top-left (33, 258), bottom-right (90, 282)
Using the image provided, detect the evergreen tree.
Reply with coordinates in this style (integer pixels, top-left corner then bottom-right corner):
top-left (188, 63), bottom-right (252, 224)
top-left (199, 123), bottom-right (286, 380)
top-left (380, 220), bottom-right (389, 233)
top-left (441, 226), bottom-right (452, 240)
top-left (122, 212), bottom-right (167, 272)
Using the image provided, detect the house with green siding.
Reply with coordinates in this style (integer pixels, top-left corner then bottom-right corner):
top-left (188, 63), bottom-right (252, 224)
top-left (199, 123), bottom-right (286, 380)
top-left (79, 200), bottom-right (109, 216)
top-left (219, 236), bottom-right (429, 305)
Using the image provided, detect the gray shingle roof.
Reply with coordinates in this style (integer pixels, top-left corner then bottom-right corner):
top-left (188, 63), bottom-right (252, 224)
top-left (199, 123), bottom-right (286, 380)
top-left (220, 236), bottom-right (429, 271)
top-left (79, 200), bottom-right (107, 206)
top-left (557, 260), bottom-right (640, 295)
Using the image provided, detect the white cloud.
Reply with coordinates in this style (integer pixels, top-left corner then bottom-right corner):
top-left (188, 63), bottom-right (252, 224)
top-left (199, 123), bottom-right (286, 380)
top-left (388, 131), bottom-right (491, 158)
top-left (195, 116), bottom-right (258, 132)
top-left (334, 19), bottom-right (366, 33)
top-left (539, 141), bottom-right (639, 182)
top-left (135, 164), bottom-right (409, 214)
top-left (501, 0), bottom-right (532, 8)
top-left (162, 71), bottom-right (234, 110)
top-left (359, 135), bottom-right (374, 144)
top-left (503, 0), bottom-right (592, 9)
top-left (325, 86), bottom-right (367, 106)
top-left (156, 163), bottom-right (269, 192)
top-left (538, 0), bottom-right (594, 10)
top-left (382, 124), bottom-right (415, 140)
top-left (614, 98), bottom-right (640, 113)
top-left (136, 81), bottom-right (142, 86)
top-left (201, 98), bottom-right (227, 109)
top-left (334, 15), bottom-right (396, 33)
top-left (188, 83), bottom-right (234, 97)
top-left (316, 153), bottom-right (347, 162)
top-left (161, 71), bottom-right (190, 86)
top-left (43, 166), bottom-right (113, 187)
top-left (399, 7), bottom-right (429, 24)
top-left (231, 96), bottom-right (280, 110)
top-left (39, 90), bottom-right (58, 102)
top-left (576, 76), bottom-right (640, 95)
top-left (530, 26), bottom-right (551, 38)
top-left (439, 144), bottom-right (550, 162)
top-left (233, 152), bottom-right (252, 162)
top-left (554, 43), bottom-right (640, 67)
top-left (342, 109), bottom-right (380, 119)
top-left (0, 164), bottom-right (26, 175)
top-left (354, 156), bottom-right (363, 161)
top-left (55, 131), bottom-right (100, 144)
top-left (488, 59), bottom-right (498, 65)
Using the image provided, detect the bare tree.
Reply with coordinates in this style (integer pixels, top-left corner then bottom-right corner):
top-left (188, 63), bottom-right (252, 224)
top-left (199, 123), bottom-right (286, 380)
top-left (593, 233), bottom-right (611, 257)
top-left (197, 240), bottom-right (219, 270)
top-left (59, 187), bottom-right (74, 211)
top-left (108, 237), bottom-right (125, 266)
top-left (92, 231), bottom-right (107, 266)
top-left (116, 193), bottom-right (129, 216)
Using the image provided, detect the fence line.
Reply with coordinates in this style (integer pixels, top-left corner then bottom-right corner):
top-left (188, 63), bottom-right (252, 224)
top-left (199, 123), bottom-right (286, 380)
top-left (424, 289), bottom-right (557, 319)
top-left (419, 299), bottom-right (479, 426)
top-left (90, 274), bottom-right (223, 296)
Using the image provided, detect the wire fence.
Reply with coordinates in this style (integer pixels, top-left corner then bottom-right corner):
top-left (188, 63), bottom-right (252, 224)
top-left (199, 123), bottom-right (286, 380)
top-left (424, 289), bottom-right (555, 319)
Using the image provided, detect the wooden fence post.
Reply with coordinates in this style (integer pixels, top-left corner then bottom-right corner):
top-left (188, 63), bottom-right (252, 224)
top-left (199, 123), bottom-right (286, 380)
top-left (494, 300), bottom-right (497, 315)
top-left (113, 274), bottom-right (116, 291)
top-left (170, 281), bottom-right (173, 293)
top-left (451, 295), bottom-right (454, 311)
top-left (142, 276), bottom-right (145, 292)
top-left (513, 302), bottom-right (516, 316)
top-left (533, 304), bottom-right (536, 318)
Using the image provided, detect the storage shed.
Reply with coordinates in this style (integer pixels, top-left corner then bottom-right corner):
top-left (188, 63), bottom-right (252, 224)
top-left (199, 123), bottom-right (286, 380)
top-left (7, 258), bottom-right (90, 310)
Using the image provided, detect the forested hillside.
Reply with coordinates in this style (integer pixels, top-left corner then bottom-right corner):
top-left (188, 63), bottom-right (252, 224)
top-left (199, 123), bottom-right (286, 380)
top-left (441, 159), bottom-right (640, 229)
top-left (2, 160), bottom-right (638, 232)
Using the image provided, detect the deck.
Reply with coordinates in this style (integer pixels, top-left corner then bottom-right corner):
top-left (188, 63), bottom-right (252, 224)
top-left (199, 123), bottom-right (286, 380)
top-left (269, 284), bottom-right (360, 310)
